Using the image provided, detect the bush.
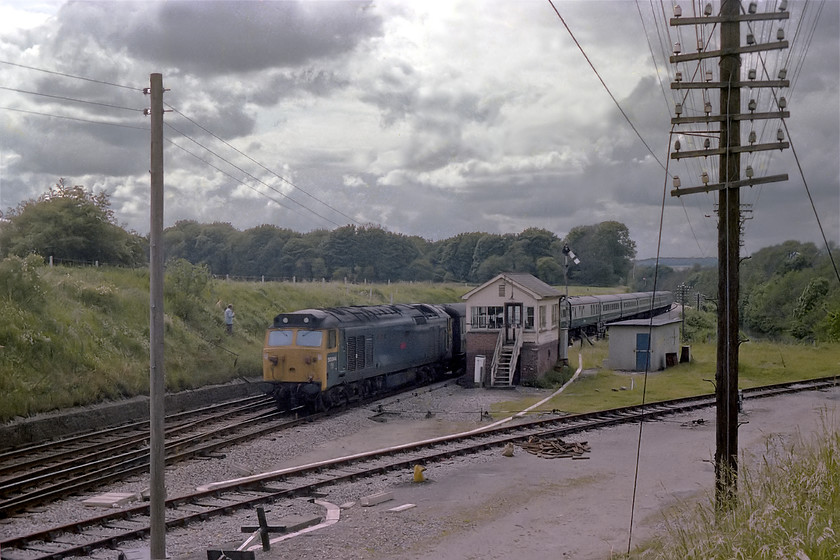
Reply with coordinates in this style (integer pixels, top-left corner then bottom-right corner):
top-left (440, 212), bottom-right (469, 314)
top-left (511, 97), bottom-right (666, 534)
top-left (165, 258), bottom-right (211, 322)
top-left (0, 255), bottom-right (46, 307)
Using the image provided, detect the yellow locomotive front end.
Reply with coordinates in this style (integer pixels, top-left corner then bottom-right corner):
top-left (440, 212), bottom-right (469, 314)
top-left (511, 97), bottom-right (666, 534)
top-left (261, 310), bottom-right (338, 409)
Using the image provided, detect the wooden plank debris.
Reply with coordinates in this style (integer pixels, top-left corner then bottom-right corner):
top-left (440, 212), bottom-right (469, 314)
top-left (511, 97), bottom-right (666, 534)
top-left (517, 436), bottom-right (590, 459)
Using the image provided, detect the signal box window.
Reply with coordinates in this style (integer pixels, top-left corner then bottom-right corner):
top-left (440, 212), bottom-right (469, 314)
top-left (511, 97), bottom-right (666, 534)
top-left (525, 307), bottom-right (535, 329)
top-left (471, 306), bottom-right (504, 329)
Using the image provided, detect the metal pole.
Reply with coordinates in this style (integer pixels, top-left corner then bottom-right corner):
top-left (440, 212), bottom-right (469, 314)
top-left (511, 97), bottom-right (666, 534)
top-left (149, 72), bottom-right (167, 558)
top-left (715, 0), bottom-right (740, 511)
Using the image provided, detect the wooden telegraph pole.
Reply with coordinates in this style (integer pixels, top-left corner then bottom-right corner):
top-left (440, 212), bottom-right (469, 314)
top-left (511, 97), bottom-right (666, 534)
top-left (669, 0), bottom-right (789, 509)
top-left (146, 73), bottom-right (166, 559)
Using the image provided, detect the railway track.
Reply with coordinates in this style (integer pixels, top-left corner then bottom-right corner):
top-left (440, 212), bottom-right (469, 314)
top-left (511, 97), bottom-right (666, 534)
top-left (0, 394), bottom-right (286, 517)
top-left (1, 375), bottom-right (836, 559)
top-left (0, 379), bottom-right (456, 519)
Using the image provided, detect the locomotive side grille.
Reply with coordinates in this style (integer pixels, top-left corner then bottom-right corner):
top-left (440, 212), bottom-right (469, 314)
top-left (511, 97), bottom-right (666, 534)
top-left (347, 336), bottom-right (357, 370)
top-left (356, 336), bottom-right (366, 369)
top-left (346, 335), bottom-right (371, 371)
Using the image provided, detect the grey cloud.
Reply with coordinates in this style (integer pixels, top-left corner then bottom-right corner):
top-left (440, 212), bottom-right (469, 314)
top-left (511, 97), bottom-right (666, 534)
top-left (52, 1), bottom-right (383, 76)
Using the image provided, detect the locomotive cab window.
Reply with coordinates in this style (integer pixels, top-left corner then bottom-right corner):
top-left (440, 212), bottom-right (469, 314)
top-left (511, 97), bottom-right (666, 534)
top-left (327, 329), bottom-right (337, 349)
top-left (296, 330), bottom-right (323, 347)
top-left (267, 329), bottom-right (294, 346)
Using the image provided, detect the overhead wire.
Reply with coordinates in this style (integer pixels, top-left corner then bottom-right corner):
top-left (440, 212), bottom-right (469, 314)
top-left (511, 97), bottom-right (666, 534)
top-left (166, 136), bottom-right (316, 219)
top-left (0, 59), bottom-right (141, 91)
top-left (165, 103), bottom-right (361, 227)
top-left (626, 123), bottom-right (673, 554)
top-left (164, 121), bottom-right (345, 228)
top-left (549, 0), bottom-right (712, 261)
top-left (639, 0), bottom-right (709, 256)
top-left (0, 59), bottom-right (359, 229)
top-left (547, 0), bottom-right (668, 172)
top-left (0, 105), bottom-right (148, 131)
top-left (0, 85), bottom-right (144, 113)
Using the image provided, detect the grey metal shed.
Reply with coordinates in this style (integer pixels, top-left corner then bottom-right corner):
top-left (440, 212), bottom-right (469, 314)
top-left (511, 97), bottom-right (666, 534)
top-left (606, 313), bottom-right (681, 371)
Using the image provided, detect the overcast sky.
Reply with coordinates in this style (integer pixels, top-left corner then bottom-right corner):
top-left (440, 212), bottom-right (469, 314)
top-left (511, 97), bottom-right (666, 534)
top-left (0, 1), bottom-right (837, 259)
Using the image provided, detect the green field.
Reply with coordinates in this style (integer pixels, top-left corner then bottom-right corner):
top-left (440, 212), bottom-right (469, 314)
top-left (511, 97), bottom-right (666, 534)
top-left (491, 339), bottom-right (840, 416)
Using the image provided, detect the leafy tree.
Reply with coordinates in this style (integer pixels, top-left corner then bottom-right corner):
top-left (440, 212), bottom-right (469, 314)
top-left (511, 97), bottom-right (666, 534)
top-left (0, 180), bottom-right (145, 266)
top-left (281, 236), bottom-right (320, 280)
top-left (741, 240), bottom-right (820, 287)
top-left (405, 257), bottom-right (435, 281)
top-left (565, 221), bottom-right (636, 286)
top-left (469, 234), bottom-right (513, 281)
top-left (322, 225), bottom-right (358, 274)
top-left (536, 256), bottom-right (564, 284)
top-left (432, 232), bottom-right (484, 282)
top-left (516, 227), bottom-right (558, 259)
top-left (229, 224), bottom-right (300, 278)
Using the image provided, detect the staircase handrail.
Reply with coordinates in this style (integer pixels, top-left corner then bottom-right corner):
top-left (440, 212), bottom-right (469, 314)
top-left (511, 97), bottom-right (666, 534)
top-left (505, 325), bottom-right (524, 386)
top-left (490, 328), bottom-right (505, 383)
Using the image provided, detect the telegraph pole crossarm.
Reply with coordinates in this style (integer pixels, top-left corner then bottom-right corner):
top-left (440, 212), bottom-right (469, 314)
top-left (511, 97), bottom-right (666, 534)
top-left (671, 173), bottom-right (789, 197)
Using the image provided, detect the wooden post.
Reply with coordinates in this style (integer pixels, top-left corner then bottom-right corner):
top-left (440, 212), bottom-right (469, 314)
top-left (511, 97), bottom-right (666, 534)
top-left (148, 72), bottom-right (167, 559)
top-left (715, 0), bottom-right (741, 511)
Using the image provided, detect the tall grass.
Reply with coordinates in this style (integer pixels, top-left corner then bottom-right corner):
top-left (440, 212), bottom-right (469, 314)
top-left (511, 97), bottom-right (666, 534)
top-left (625, 413), bottom-right (840, 559)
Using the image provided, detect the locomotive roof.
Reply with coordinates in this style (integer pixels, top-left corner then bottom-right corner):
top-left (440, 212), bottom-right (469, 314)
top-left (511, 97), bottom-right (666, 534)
top-left (270, 303), bottom-right (449, 329)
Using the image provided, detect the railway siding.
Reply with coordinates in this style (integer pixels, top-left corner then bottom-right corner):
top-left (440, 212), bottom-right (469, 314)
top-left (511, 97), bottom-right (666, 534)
top-left (0, 378), bottom-right (262, 449)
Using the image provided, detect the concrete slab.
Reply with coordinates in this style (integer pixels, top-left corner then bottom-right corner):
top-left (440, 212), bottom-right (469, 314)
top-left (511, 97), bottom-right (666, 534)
top-left (361, 491), bottom-right (393, 507)
top-left (82, 492), bottom-right (138, 508)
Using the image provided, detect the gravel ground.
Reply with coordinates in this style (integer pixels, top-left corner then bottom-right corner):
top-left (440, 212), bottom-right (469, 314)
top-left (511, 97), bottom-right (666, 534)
top-left (2, 379), bottom-right (839, 560)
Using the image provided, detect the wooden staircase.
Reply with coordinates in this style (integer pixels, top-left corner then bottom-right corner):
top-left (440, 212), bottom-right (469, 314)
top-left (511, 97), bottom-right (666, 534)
top-left (490, 326), bottom-right (523, 387)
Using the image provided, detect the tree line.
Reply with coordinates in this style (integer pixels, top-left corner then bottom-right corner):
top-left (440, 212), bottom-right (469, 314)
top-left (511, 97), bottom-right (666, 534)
top-left (0, 182), bottom-right (636, 286)
top-left (631, 240), bottom-right (840, 343)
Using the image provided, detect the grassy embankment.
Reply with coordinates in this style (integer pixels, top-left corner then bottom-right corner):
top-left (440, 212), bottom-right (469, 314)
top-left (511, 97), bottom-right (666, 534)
top-left (0, 263), bottom-right (468, 422)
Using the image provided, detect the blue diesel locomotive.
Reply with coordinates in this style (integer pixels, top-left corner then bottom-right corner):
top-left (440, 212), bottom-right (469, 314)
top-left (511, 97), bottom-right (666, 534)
top-left (261, 303), bottom-right (466, 410)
